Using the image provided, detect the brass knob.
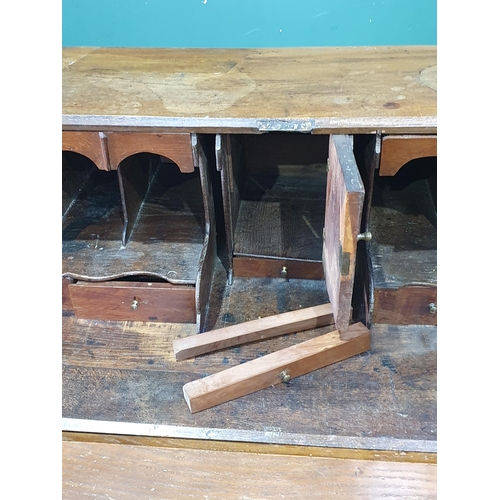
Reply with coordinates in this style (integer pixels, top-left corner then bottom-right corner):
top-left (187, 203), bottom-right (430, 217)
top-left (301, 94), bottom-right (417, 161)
top-left (131, 299), bottom-right (139, 310)
top-left (428, 303), bottom-right (437, 314)
top-left (357, 232), bottom-right (372, 242)
top-left (280, 266), bottom-right (288, 279)
top-left (280, 370), bottom-right (291, 383)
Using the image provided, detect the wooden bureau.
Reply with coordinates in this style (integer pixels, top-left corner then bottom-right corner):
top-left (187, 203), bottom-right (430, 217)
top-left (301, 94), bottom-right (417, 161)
top-left (62, 47), bottom-right (437, 473)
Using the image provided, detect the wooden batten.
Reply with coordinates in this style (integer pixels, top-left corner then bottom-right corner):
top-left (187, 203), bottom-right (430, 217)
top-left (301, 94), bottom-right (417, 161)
top-left (183, 322), bottom-right (370, 413)
top-left (174, 303), bottom-right (334, 361)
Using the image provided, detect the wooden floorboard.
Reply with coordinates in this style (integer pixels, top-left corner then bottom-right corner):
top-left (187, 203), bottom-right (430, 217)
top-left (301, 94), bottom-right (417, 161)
top-left (62, 441), bottom-right (437, 499)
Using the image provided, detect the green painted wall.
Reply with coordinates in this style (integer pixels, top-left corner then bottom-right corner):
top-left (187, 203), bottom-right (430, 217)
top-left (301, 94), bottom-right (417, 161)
top-left (62, 0), bottom-right (436, 48)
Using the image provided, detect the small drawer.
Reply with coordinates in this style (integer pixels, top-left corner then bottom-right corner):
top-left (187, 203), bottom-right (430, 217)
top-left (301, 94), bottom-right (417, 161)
top-left (68, 281), bottom-right (196, 323)
top-left (233, 256), bottom-right (324, 280)
top-left (372, 286), bottom-right (437, 325)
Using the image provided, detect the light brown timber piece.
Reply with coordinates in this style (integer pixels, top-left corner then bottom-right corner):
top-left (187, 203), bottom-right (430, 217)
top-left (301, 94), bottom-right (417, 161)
top-left (106, 132), bottom-right (194, 171)
top-left (183, 322), bottom-right (370, 413)
top-left (62, 440), bottom-right (437, 499)
top-left (173, 303), bottom-right (334, 361)
top-left (379, 135), bottom-right (437, 176)
top-left (62, 46), bottom-right (437, 134)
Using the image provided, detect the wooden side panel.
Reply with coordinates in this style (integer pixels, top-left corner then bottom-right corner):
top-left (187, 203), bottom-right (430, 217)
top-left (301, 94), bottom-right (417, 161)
top-left (69, 281), bottom-right (196, 323)
top-left (232, 256), bottom-right (323, 280)
top-left (193, 134), bottom-right (217, 332)
top-left (373, 285), bottom-right (437, 325)
top-left (173, 303), bottom-right (334, 361)
top-left (118, 154), bottom-right (158, 246)
top-left (183, 322), bottom-right (370, 413)
top-left (379, 135), bottom-right (437, 176)
top-left (62, 131), bottom-right (110, 171)
top-left (107, 132), bottom-right (194, 172)
top-left (323, 135), bottom-right (365, 335)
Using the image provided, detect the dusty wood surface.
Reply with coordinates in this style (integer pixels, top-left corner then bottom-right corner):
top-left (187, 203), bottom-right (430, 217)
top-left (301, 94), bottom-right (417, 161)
top-left (379, 135), bottom-right (437, 176)
top-left (62, 154), bottom-right (205, 283)
top-left (62, 259), bottom-right (436, 452)
top-left (62, 440), bottom-right (437, 499)
top-left (174, 303), bottom-right (333, 361)
top-left (233, 164), bottom-right (327, 262)
top-left (323, 135), bottom-right (365, 334)
top-left (369, 159), bottom-right (437, 290)
top-left (62, 46), bottom-right (437, 134)
top-left (183, 323), bottom-right (370, 413)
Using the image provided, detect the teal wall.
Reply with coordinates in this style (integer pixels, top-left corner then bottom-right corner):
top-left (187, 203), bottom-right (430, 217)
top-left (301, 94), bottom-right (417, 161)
top-left (62, 0), bottom-right (436, 48)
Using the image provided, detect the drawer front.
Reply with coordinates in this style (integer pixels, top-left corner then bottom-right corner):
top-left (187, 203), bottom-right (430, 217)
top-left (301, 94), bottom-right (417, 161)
top-left (372, 285), bottom-right (437, 325)
top-left (69, 281), bottom-right (196, 323)
top-left (233, 256), bottom-right (324, 280)
top-left (106, 132), bottom-right (194, 172)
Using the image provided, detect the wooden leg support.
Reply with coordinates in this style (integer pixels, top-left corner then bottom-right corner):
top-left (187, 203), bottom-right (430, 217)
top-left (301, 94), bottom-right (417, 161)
top-left (182, 322), bottom-right (370, 413)
top-left (173, 303), bottom-right (334, 361)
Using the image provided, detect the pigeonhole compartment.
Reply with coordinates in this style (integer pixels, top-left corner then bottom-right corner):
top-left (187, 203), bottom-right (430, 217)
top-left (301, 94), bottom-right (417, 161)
top-left (216, 132), bottom-right (330, 283)
top-left (368, 154), bottom-right (437, 325)
top-left (62, 133), bottom-right (216, 330)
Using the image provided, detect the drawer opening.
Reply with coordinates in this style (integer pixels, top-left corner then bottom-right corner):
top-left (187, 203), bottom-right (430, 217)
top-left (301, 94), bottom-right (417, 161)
top-left (62, 151), bottom-right (205, 286)
top-left (217, 133), bottom-right (329, 282)
top-left (369, 156), bottom-right (437, 324)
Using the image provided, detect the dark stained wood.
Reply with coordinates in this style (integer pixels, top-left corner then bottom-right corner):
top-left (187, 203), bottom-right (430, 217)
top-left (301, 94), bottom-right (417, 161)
top-left (62, 47), bottom-right (437, 134)
top-left (183, 323), bottom-right (370, 413)
top-left (62, 131), bottom-right (110, 171)
top-left (62, 156), bottom-right (205, 283)
top-left (173, 303), bottom-right (333, 361)
top-left (323, 135), bottom-right (365, 335)
top-left (62, 267), bottom-right (436, 450)
top-left (117, 153), bottom-right (158, 245)
top-left (233, 163), bottom-right (327, 262)
top-left (62, 152), bottom-right (94, 217)
top-left (62, 440), bottom-right (437, 499)
top-left (379, 135), bottom-right (437, 176)
top-left (107, 132), bottom-right (194, 172)
top-left (373, 286), bottom-right (437, 325)
top-left (69, 281), bottom-right (196, 323)
top-left (193, 134), bottom-right (217, 332)
top-left (233, 255), bottom-right (324, 280)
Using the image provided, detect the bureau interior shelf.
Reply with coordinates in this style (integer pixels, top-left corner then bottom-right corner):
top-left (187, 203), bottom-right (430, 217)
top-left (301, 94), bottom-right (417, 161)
top-left (369, 157), bottom-right (437, 290)
top-left (62, 152), bottom-right (205, 284)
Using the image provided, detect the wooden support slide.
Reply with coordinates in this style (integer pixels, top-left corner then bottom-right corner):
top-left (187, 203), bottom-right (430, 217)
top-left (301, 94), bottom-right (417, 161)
top-left (173, 303), bottom-right (334, 361)
top-left (183, 322), bottom-right (370, 413)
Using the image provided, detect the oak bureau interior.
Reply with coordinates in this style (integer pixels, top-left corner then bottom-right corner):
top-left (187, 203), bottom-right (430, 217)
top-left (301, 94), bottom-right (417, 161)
top-left (62, 46), bottom-right (437, 453)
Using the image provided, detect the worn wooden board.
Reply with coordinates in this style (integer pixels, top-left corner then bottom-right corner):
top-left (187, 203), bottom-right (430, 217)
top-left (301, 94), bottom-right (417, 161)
top-left (62, 155), bottom-right (205, 283)
top-left (173, 303), bottom-right (333, 361)
top-left (62, 440), bottom-right (437, 499)
top-left (233, 164), bottom-right (327, 262)
top-left (62, 46), bottom-right (437, 134)
top-left (62, 260), bottom-right (437, 452)
top-left (323, 135), bottom-right (365, 335)
top-left (183, 323), bottom-right (370, 413)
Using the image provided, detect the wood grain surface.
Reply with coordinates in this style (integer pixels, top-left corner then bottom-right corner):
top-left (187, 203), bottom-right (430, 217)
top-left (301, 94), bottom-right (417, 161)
top-left (183, 322), bottom-right (370, 413)
top-left (62, 260), bottom-right (436, 452)
top-left (62, 46), bottom-right (437, 134)
top-left (62, 440), bottom-right (437, 499)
